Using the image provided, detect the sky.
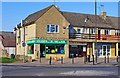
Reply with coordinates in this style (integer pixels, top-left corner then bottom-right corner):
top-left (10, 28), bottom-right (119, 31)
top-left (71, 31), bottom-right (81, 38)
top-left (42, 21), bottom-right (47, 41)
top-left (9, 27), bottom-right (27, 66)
top-left (1, 2), bottom-right (119, 32)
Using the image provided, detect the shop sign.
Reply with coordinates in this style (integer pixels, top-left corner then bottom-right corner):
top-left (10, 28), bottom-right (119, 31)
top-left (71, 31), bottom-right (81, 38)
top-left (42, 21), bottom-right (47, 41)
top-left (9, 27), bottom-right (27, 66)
top-left (26, 39), bottom-right (67, 44)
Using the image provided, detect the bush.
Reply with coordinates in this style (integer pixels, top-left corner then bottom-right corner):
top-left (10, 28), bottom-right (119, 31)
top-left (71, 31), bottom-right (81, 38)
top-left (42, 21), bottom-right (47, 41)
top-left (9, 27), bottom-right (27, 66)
top-left (0, 57), bottom-right (18, 63)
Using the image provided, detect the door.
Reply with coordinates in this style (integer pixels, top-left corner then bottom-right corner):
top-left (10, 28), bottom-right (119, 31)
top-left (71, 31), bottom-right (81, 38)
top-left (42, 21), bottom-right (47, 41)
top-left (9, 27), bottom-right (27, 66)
top-left (98, 29), bottom-right (101, 40)
top-left (102, 45), bottom-right (110, 57)
top-left (102, 45), bottom-right (107, 57)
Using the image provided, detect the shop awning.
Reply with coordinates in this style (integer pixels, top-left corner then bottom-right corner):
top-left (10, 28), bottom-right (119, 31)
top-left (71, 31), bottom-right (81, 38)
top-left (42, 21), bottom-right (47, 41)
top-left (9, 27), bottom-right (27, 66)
top-left (26, 39), bottom-right (67, 44)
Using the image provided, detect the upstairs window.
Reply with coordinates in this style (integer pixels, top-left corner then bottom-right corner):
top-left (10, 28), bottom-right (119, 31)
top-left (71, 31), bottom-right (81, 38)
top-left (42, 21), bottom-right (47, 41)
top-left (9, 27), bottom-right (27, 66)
top-left (25, 27), bottom-right (28, 35)
top-left (105, 29), bottom-right (110, 35)
top-left (115, 30), bottom-right (120, 36)
top-left (91, 28), bottom-right (95, 34)
top-left (84, 28), bottom-right (88, 34)
top-left (47, 24), bottom-right (59, 33)
top-left (77, 28), bottom-right (81, 34)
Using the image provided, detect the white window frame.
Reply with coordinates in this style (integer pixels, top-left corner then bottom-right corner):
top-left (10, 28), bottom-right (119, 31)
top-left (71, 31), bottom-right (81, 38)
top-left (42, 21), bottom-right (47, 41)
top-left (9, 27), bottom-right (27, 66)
top-left (105, 29), bottom-right (110, 35)
top-left (47, 24), bottom-right (59, 33)
top-left (102, 45), bottom-right (111, 57)
top-left (91, 28), bottom-right (95, 34)
top-left (77, 28), bottom-right (81, 34)
top-left (84, 28), bottom-right (88, 34)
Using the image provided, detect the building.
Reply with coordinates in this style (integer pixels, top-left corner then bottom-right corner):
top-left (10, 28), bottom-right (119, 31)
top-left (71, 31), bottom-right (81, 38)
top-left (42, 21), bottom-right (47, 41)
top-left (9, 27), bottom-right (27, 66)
top-left (0, 31), bottom-right (16, 56)
top-left (14, 5), bottom-right (120, 60)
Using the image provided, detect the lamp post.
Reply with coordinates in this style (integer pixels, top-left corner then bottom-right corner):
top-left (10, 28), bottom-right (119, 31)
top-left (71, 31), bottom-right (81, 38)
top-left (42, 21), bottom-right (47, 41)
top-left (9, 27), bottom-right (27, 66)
top-left (95, 0), bottom-right (98, 64)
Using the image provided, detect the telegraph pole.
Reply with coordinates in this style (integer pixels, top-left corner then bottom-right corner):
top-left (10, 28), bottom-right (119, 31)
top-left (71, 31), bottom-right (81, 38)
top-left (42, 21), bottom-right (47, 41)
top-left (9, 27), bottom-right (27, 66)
top-left (95, 0), bottom-right (98, 64)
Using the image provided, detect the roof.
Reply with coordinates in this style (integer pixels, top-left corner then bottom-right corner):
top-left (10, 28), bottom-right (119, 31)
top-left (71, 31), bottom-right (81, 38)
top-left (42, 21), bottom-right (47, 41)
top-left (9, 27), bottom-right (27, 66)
top-left (0, 31), bottom-right (16, 47)
top-left (17, 5), bottom-right (119, 29)
top-left (61, 11), bottom-right (119, 29)
top-left (17, 5), bottom-right (53, 28)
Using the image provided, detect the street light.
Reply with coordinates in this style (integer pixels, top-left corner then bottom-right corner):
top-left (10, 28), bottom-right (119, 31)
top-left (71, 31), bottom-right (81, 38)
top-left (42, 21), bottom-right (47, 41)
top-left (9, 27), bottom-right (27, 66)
top-left (95, 0), bottom-right (98, 63)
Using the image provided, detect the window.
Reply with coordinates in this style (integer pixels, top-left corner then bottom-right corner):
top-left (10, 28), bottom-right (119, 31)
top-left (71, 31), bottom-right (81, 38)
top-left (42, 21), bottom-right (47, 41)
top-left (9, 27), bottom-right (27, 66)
top-left (84, 28), bottom-right (88, 34)
top-left (47, 24), bottom-right (59, 33)
top-left (115, 30), bottom-right (120, 36)
top-left (27, 44), bottom-right (34, 54)
top-left (46, 45), bottom-right (64, 54)
top-left (18, 29), bottom-right (21, 44)
top-left (25, 27), bottom-right (28, 35)
top-left (77, 28), bottom-right (81, 34)
top-left (91, 28), bottom-right (95, 34)
top-left (105, 29), bottom-right (110, 35)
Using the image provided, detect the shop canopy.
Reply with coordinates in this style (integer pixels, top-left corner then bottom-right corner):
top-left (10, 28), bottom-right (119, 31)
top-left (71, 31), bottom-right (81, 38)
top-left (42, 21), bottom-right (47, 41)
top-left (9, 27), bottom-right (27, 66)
top-left (26, 39), bottom-right (67, 45)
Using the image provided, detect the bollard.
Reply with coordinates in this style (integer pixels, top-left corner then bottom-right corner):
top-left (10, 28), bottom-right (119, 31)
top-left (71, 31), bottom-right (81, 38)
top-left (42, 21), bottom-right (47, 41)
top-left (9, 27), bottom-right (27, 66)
top-left (92, 55), bottom-right (95, 65)
top-left (40, 56), bottom-right (41, 63)
top-left (104, 56), bottom-right (106, 63)
top-left (72, 57), bottom-right (74, 64)
top-left (49, 56), bottom-right (52, 65)
top-left (117, 56), bottom-right (118, 62)
top-left (84, 56), bottom-right (87, 64)
top-left (61, 56), bottom-right (63, 64)
top-left (107, 55), bottom-right (109, 63)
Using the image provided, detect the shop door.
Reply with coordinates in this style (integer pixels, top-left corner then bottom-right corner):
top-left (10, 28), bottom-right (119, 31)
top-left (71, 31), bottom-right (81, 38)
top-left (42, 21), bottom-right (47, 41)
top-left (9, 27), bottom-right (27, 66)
top-left (102, 45), bottom-right (107, 57)
top-left (40, 44), bottom-right (46, 58)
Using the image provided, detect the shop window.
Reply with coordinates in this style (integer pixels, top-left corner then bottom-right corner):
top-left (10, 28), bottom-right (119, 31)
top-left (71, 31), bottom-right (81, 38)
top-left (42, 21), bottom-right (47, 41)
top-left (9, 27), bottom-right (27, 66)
top-left (46, 45), bottom-right (64, 54)
top-left (47, 24), bottom-right (59, 33)
top-left (105, 29), bottom-right (110, 35)
top-left (27, 44), bottom-right (34, 54)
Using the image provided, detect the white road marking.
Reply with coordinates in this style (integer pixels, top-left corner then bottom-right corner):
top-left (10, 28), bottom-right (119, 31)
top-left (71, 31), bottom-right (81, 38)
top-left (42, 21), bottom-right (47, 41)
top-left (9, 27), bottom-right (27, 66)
top-left (60, 70), bottom-right (117, 76)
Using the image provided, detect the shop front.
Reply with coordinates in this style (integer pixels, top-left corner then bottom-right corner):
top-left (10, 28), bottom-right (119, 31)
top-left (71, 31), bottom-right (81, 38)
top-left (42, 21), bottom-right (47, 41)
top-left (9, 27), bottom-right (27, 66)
top-left (96, 42), bottom-right (115, 57)
top-left (26, 38), bottom-right (67, 59)
top-left (69, 41), bottom-right (87, 58)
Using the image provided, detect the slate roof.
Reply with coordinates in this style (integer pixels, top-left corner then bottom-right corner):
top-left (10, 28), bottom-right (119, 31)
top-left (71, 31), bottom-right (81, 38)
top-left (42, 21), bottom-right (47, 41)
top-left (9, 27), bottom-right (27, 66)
top-left (61, 11), bottom-right (119, 29)
top-left (17, 5), bottom-right (119, 29)
top-left (17, 5), bottom-right (53, 28)
top-left (0, 31), bottom-right (16, 47)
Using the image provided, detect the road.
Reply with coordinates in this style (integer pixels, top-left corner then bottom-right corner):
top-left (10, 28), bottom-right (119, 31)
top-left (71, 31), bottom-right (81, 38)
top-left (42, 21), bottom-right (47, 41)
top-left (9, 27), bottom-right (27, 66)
top-left (1, 65), bottom-right (119, 77)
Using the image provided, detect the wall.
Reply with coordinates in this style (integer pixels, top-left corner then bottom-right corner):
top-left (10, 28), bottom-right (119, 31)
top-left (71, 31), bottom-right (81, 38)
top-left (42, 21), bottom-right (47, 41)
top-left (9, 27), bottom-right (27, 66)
top-left (5, 47), bottom-right (15, 55)
top-left (35, 6), bottom-right (70, 39)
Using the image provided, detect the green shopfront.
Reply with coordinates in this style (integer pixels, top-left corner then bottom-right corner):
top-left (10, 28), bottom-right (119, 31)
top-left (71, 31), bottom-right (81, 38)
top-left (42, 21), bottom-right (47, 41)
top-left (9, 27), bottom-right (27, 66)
top-left (26, 38), bottom-right (68, 59)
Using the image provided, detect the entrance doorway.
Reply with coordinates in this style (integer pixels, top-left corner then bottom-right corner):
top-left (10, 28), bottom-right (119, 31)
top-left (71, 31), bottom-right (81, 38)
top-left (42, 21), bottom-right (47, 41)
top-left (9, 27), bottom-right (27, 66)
top-left (40, 44), bottom-right (46, 58)
top-left (102, 45), bottom-right (110, 57)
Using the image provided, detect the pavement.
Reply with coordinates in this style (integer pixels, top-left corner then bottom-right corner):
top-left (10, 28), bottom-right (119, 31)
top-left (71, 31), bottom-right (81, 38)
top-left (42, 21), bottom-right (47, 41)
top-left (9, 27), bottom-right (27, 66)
top-left (1, 57), bottom-right (119, 67)
top-left (1, 57), bottom-right (119, 77)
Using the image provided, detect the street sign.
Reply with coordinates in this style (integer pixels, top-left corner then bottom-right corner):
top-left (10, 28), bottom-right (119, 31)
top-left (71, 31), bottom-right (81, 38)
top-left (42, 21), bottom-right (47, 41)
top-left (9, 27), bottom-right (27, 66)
top-left (22, 42), bottom-right (26, 47)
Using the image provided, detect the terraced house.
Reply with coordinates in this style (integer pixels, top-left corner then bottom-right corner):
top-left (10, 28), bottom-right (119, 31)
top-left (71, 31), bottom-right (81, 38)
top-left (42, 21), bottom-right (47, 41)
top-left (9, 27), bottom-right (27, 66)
top-left (14, 5), bottom-right (120, 60)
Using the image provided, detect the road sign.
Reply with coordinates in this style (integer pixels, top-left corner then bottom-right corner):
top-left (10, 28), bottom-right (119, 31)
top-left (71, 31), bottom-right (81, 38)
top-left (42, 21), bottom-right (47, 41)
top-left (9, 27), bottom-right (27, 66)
top-left (22, 42), bottom-right (26, 47)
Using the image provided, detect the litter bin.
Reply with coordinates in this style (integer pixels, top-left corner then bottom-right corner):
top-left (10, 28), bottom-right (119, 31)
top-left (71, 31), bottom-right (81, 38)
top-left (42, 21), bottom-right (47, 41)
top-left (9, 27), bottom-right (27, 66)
top-left (11, 54), bottom-right (15, 59)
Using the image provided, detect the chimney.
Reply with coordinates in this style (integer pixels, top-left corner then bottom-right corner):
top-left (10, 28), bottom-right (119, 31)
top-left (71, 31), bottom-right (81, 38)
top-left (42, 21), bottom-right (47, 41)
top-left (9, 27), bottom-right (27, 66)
top-left (100, 11), bottom-right (107, 17)
top-left (100, 5), bottom-right (107, 20)
top-left (55, 5), bottom-right (60, 11)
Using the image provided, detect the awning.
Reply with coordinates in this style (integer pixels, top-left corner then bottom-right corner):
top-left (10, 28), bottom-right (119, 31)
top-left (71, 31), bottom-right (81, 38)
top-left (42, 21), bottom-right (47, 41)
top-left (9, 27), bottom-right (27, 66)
top-left (26, 39), bottom-right (67, 44)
